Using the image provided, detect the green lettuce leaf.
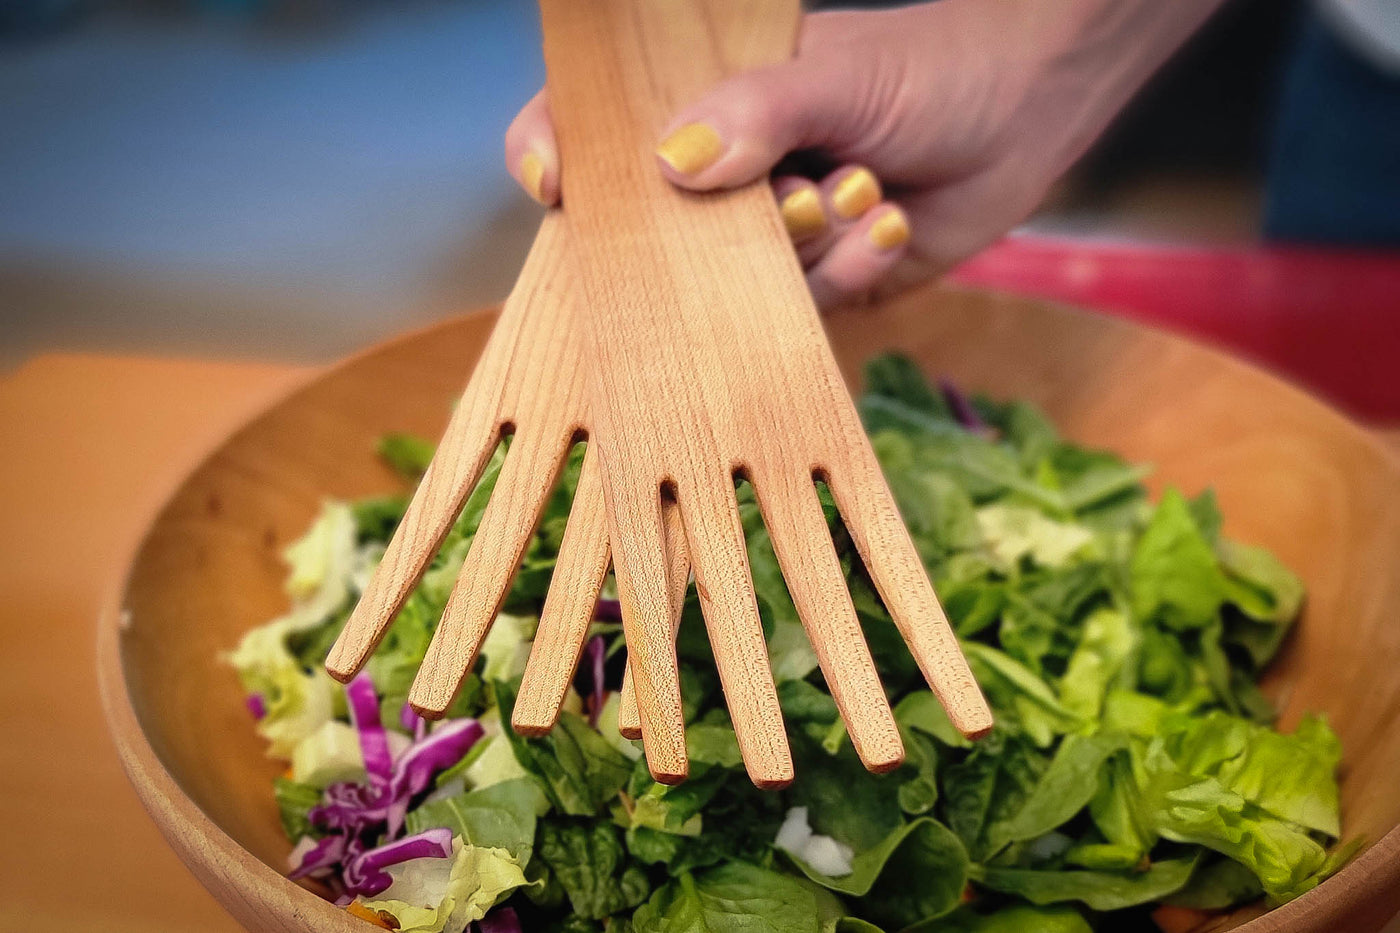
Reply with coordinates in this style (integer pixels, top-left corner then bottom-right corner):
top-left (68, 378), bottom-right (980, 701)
top-left (361, 837), bottom-right (532, 933)
top-left (272, 777), bottom-right (321, 841)
top-left (1157, 711), bottom-right (1340, 836)
top-left (1134, 744), bottom-right (1330, 901)
top-left (1130, 489), bottom-right (1227, 631)
top-left (377, 432), bottom-right (436, 479)
top-left (1058, 608), bottom-right (1136, 720)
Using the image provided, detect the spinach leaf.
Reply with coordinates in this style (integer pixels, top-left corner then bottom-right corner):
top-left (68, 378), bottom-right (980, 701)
top-left (537, 820), bottom-right (650, 920)
top-left (788, 736), bottom-right (903, 852)
top-left (631, 862), bottom-right (843, 933)
top-left (907, 905), bottom-right (1091, 933)
top-left (962, 643), bottom-right (1082, 746)
top-left (494, 679), bottom-right (632, 816)
top-left (983, 733), bottom-right (1127, 855)
top-left (941, 732), bottom-right (1048, 859)
top-left (1163, 857), bottom-right (1263, 910)
top-left (894, 691), bottom-right (972, 749)
top-left (404, 778), bottom-right (542, 862)
top-left (975, 856), bottom-right (1198, 910)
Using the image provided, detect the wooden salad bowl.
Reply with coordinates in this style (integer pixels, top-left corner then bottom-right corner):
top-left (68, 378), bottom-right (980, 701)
top-left (96, 281), bottom-right (1400, 933)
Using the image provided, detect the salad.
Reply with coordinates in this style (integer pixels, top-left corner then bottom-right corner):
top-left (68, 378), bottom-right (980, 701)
top-left (231, 355), bottom-right (1352, 933)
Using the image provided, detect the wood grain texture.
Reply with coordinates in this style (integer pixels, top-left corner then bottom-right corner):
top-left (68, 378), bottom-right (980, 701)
top-left (618, 497), bottom-right (692, 740)
top-left (540, 0), bottom-right (988, 784)
top-left (320, 212), bottom-right (605, 723)
top-left (96, 286), bottom-right (1400, 933)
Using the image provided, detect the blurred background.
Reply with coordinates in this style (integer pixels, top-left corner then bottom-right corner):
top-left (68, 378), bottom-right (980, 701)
top-left (1, 0), bottom-right (1397, 411)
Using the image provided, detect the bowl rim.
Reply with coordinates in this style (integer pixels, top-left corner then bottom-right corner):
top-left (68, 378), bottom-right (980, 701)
top-left (96, 291), bottom-right (1400, 933)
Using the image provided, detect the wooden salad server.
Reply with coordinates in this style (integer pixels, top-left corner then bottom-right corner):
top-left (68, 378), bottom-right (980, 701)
top-left (537, 0), bottom-right (995, 788)
top-left (321, 1), bottom-right (753, 771)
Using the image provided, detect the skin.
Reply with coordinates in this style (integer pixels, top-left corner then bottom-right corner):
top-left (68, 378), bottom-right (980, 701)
top-left (505, 0), bottom-right (1228, 307)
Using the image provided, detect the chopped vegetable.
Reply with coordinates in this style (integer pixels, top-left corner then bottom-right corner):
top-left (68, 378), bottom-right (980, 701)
top-left (235, 355), bottom-right (1351, 931)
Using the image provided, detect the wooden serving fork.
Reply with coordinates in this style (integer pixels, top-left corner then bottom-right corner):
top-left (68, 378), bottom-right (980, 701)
top-left (531, 0), bottom-right (993, 788)
top-left (326, 210), bottom-right (692, 762)
top-left (323, 0), bottom-right (777, 773)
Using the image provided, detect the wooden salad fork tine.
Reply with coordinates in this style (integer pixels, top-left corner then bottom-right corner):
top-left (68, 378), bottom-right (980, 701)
top-left (616, 497), bottom-right (691, 741)
top-left (323, 214), bottom-right (614, 715)
top-left (539, 0), bottom-right (994, 787)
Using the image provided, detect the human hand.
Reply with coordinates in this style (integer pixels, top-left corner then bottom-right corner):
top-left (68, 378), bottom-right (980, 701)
top-left (506, 0), bottom-right (1223, 307)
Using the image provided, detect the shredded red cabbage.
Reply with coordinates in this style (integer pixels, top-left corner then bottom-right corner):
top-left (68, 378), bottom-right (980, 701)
top-left (343, 827), bottom-right (454, 898)
top-left (584, 635), bottom-right (606, 728)
top-left (346, 672), bottom-right (393, 789)
top-left (246, 692), bottom-right (267, 720)
top-left (478, 906), bottom-right (523, 933)
top-left (299, 673), bottom-right (485, 895)
top-left (939, 379), bottom-right (991, 434)
top-left (288, 834), bottom-right (347, 880)
top-left (385, 718), bottom-right (484, 836)
top-left (595, 597), bottom-right (622, 621)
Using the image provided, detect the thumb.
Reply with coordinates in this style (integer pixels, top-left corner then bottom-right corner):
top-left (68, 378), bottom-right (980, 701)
top-left (654, 55), bottom-right (869, 191)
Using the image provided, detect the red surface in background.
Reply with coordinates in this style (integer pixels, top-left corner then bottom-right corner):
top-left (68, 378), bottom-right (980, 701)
top-left (949, 237), bottom-right (1400, 421)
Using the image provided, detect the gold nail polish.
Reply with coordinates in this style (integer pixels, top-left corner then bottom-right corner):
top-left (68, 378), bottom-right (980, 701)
top-left (832, 167), bottom-right (881, 219)
top-left (868, 209), bottom-right (910, 251)
top-left (779, 188), bottom-right (826, 241)
top-left (655, 123), bottom-right (724, 175)
top-left (521, 151), bottom-right (547, 205)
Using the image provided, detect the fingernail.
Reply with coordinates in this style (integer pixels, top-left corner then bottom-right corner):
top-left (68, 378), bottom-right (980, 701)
top-left (520, 151), bottom-right (547, 205)
top-left (868, 208), bottom-right (910, 251)
top-left (832, 167), bottom-right (881, 219)
top-left (655, 122), bottom-right (724, 175)
top-left (779, 187), bottom-right (826, 241)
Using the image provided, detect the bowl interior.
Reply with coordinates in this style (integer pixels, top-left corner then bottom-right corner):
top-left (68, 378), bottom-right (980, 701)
top-left (108, 284), bottom-right (1400, 932)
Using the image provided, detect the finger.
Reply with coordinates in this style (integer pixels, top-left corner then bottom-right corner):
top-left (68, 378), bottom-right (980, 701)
top-left (771, 176), bottom-right (828, 248)
top-left (408, 424), bottom-right (574, 717)
top-left (825, 443), bottom-right (993, 740)
top-left (325, 391), bottom-right (504, 683)
top-left (795, 164), bottom-right (885, 267)
top-left (512, 443), bottom-right (611, 736)
top-left (652, 55), bottom-right (875, 192)
top-left (618, 495), bottom-right (689, 740)
top-left (806, 204), bottom-right (911, 310)
top-left (606, 478), bottom-right (689, 783)
top-left (680, 473), bottom-right (793, 789)
top-left (754, 468), bottom-right (903, 772)
top-left (505, 88), bottom-right (561, 207)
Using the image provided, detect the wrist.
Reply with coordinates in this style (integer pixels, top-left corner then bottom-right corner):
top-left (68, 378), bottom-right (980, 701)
top-left (1008, 0), bottom-right (1229, 181)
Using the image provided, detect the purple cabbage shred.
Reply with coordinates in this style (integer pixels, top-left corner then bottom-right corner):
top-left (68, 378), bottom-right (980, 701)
top-left (585, 635), bottom-right (607, 728)
top-left (939, 379), bottom-right (991, 434)
top-left (298, 672), bottom-right (484, 896)
top-left (343, 827), bottom-right (454, 898)
top-left (478, 907), bottom-right (523, 933)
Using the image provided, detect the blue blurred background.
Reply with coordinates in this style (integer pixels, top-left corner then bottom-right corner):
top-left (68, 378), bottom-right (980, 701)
top-left (1, 0), bottom-right (546, 363)
top-left (2, 0), bottom-right (1397, 368)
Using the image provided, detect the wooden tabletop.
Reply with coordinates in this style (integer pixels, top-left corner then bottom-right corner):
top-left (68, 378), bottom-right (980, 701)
top-left (1, 353), bottom-right (1396, 932)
